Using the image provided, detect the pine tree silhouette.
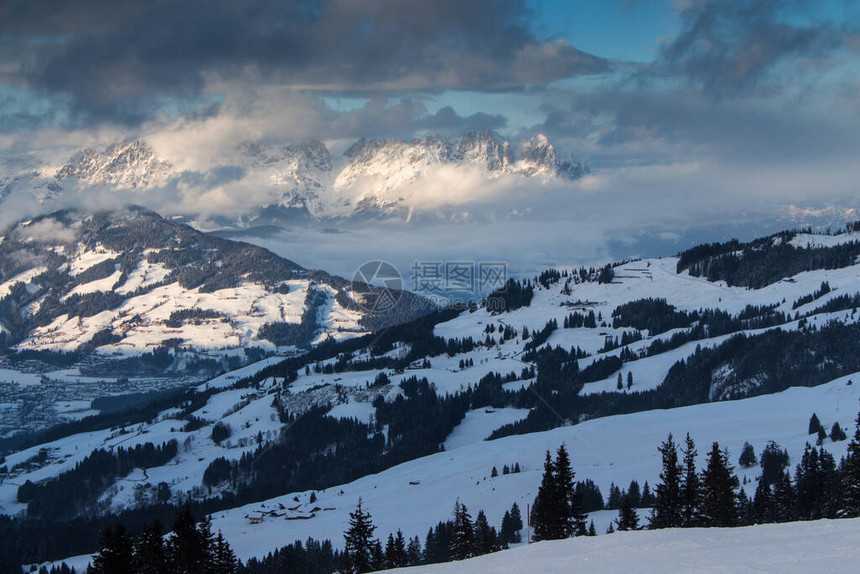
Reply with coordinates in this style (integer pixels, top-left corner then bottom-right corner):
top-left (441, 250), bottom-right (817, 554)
top-left (343, 499), bottom-right (377, 573)
top-left (699, 442), bottom-right (739, 527)
top-left (615, 494), bottom-right (640, 531)
top-left (651, 433), bottom-right (683, 528)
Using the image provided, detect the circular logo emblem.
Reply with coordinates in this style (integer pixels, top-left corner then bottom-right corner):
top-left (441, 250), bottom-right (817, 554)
top-left (351, 260), bottom-right (403, 313)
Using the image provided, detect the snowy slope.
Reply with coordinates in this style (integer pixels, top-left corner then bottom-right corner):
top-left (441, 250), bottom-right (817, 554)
top-left (382, 518), bottom-right (860, 573)
top-left (26, 367), bottom-right (860, 569)
top-left (12, 224), bottom-right (860, 569)
top-left (0, 208), bottom-right (426, 357)
top-left (197, 372), bottom-right (860, 562)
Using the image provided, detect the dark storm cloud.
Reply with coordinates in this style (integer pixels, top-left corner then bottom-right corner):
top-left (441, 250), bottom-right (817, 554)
top-left (531, 87), bottom-right (860, 169)
top-left (413, 106), bottom-right (507, 133)
top-left (313, 98), bottom-right (507, 139)
top-left (657, 0), bottom-right (847, 96)
top-left (1, 0), bottom-right (610, 124)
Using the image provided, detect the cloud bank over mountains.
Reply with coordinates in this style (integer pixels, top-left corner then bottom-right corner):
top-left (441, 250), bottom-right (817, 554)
top-left (0, 0), bottom-right (858, 274)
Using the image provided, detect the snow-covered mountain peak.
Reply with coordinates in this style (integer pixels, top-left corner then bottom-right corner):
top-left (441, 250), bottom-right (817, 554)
top-left (1, 132), bottom-right (588, 223)
top-left (331, 130), bottom-right (589, 214)
top-left (56, 139), bottom-right (172, 189)
top-left (456, 129), bottom-right (514, 171)
top-left (238, 139), bottom-right (334, 215)
top-left (288, 138), bottom-right (333, 173)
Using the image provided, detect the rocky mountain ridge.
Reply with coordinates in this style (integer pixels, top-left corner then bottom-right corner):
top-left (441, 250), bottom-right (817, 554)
top-left (0, 131), bottom-right (588, 223)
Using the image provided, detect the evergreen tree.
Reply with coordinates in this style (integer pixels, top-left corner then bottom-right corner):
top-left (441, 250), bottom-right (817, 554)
top-left (507, 502), bottom-right (523, 543)
top-left (472, 510), bottom-right (497, 555)
top-left (817, 446), bottom-right (840, 519)
top-left (752, 475), bottom-right (774, 523)
top-left (90, 524), bottom-right (133, 574)
top-left (627, 480), bottom-right (641, 508)
top-left (370, 540), bottom-right (385, 571)
top-left (627, 371), bottom-right (634, 389)
top-left (168, 505), bottom-right (211, 574)
top-left (759, 441), bottom-right (790, 488)
top-left (499, 510), bottom-right (514, 547)
top-left (831, 422), bottom-right (847, 442)
top-left (531, 451), bottom-right (558, 541)
top-left (606, 483), bottom-right (623, 510)
top-left (450, 500), bottom-right (475, 561)
top-left (809, 413), bottom-right (823, 435)
top-left (738, 442), bottom-right (756, 468)
top-left (132, 520), bottom-right (168, 574)
top-left (213, 532), bottom-right (237, 574)
top-left (795, 444), bottom-right (824, 520)
top-left (615, 494), bottom-right (640, 531)
top-left (423, 528), bottom-right (437, 565)
top-left (532, 445), bottom-right (585, 540)
top-left (699, 442), bottom-right (739, 527)
top-left (773, 472), bottom-right (797, 522)
top-left (737, 488), bottom-right (753, 526)
top-left (406, 536), bottom-right (422, 566)
top-left (840, 412), bottom-right (860, 517)
top-left (555, 444), bottom-right (587, 536)
top-left (392, 530), bottom-right (408, 568)
top-left (680, 433), bottom-right (700, 527)
top-left (196, 515), bottom-right (217, 573)
top-left (587, 520), bottom-right (597, 536)
top-left (640, 481), bottom-right (655, 507)
top-left (343, 499), bottom-right (377, 573)
top-left (576, 479), bottom-right (605, 512)
top-left (651, 434), bottom-right (683, 529)
top-left (499, 502), bottom-right (523, 547)
top-left (384, 534), bottom-right (397, 569)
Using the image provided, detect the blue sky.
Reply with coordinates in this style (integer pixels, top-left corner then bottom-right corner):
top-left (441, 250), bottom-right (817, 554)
top-left (528, 0), bottom-right (679, 63)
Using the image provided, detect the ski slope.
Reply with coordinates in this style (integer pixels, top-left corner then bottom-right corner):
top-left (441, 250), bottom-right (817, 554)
top-left (199, 371), bottom-right (860, 562)
top-left (384, 518), bottom-right (860, 573)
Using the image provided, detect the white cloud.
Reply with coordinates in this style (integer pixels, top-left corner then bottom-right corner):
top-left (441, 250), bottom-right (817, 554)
top-left (16, 217), bottom-right (77, 244)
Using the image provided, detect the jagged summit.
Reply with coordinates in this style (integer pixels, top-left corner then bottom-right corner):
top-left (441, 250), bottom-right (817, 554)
top-left (57, 139), bottom-right (172, 189)
top-left (0, 131), bottom-right (588, 223)
top-left (239, 139), bottom-right (334, 214)
top-left (333, 130), bottom-right (588, 215)
top-left (339, 130), bottom-right (581, 181)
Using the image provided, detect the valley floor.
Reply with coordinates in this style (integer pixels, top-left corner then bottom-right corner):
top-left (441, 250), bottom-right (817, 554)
top-left (383, 518), bottom-right (860, 573)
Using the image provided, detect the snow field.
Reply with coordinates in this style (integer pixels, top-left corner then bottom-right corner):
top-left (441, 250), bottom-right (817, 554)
top-left (382, 518), bottom-right (860, 573)
top-left (197, 371), bottom-right (860, 562)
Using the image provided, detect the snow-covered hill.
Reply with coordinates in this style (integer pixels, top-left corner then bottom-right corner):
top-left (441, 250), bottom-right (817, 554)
top-left (7, 224), bottom-right (860, 570)
top-left (0, 207), bottom-right (425, 358)
top-left (19, 365), bottom-right (860, 570)
top-left (381, 518), bottom-right (860, 573)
